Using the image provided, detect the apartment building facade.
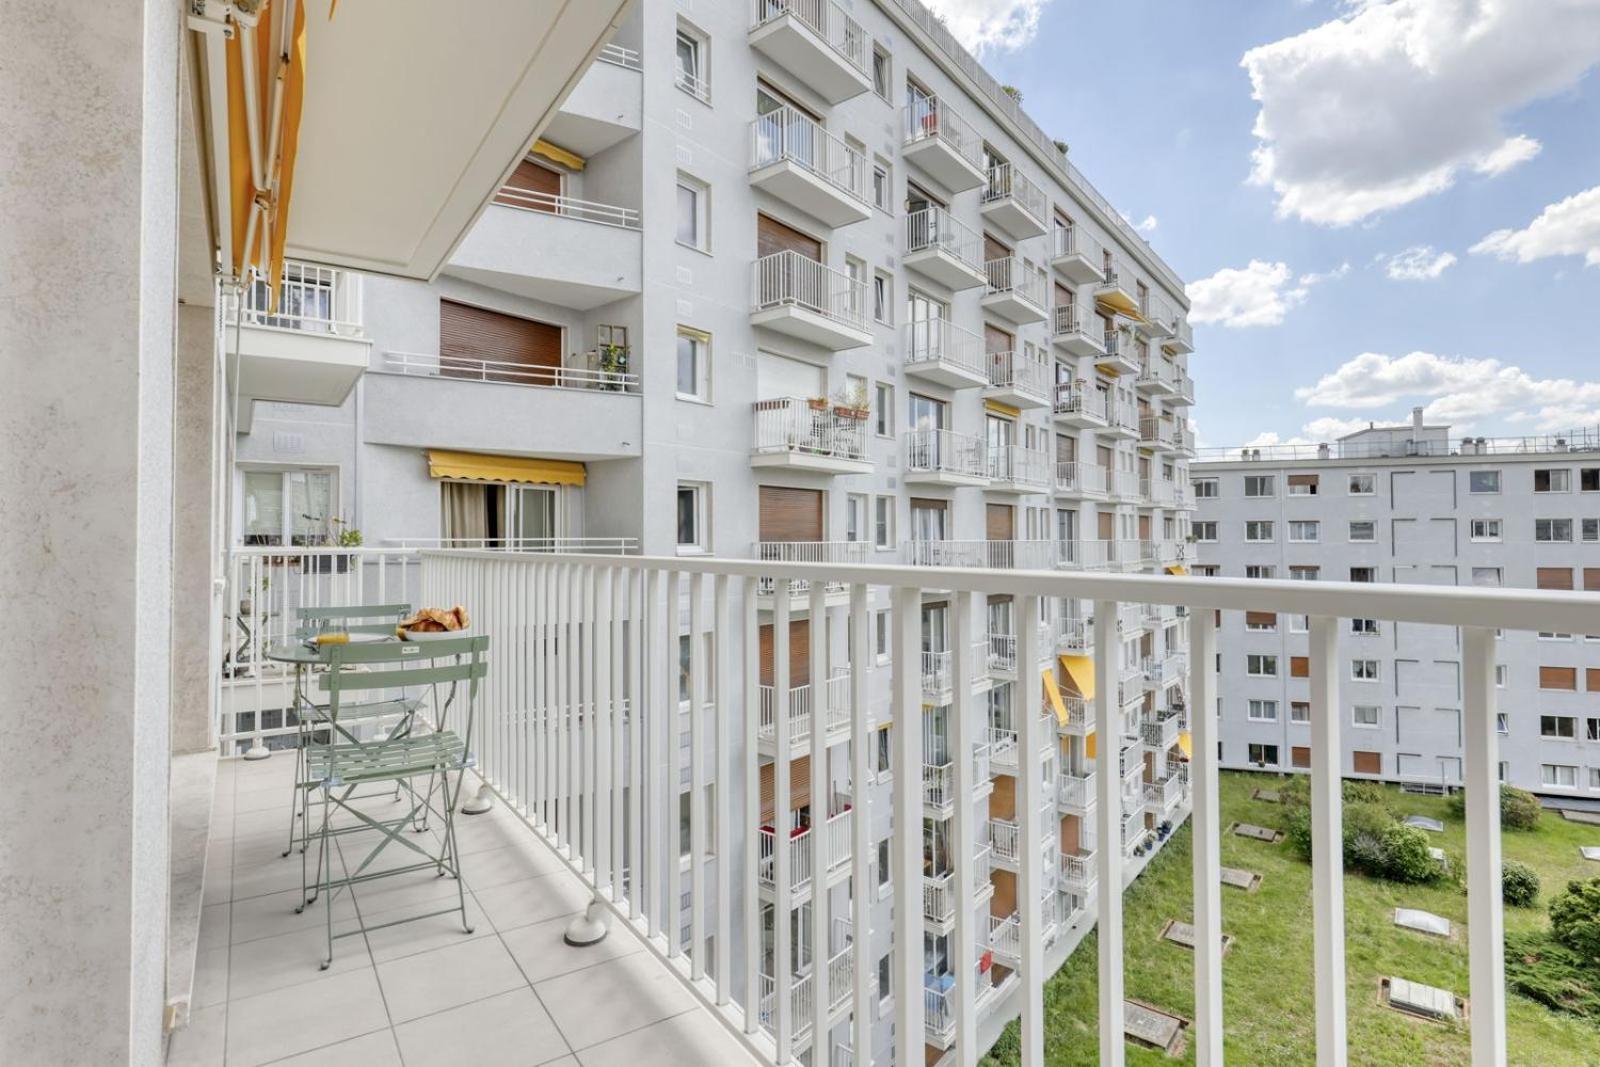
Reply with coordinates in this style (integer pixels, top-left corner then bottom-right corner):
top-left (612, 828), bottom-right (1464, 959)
top-left (228, 2), bottom-right (1198, 1062)
top-left (1194, 414), bottom-right (1600, 798)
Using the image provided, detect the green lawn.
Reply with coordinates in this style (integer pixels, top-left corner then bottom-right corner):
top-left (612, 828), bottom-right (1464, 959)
top-left (981, 770), bottom-right (1600, 1066)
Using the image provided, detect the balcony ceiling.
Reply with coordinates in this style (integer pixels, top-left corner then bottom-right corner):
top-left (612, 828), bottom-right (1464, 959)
top-left (190, 0), bottom-right (632, 284)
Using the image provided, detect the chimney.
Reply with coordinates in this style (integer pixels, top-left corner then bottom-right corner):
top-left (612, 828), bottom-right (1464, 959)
top-left (1412, 406), bottom-right (1424, 437)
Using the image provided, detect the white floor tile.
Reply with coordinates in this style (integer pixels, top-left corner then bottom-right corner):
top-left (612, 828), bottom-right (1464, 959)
top-left (227, 924), bottom-right (371, 1001)
top-left (533, 952), bottom-right (696, 1051)
top-left (473, 870), bottom-right (590, 933)
top-left (393, 987), bottom-right (569, 1067)
top-left (166, 1003), bottom-right (226, 1067)
top-left (500, 913), bottom-right (643, 985)
top-left (259, 1028), bottom-right (401, 1067)
top-left (225, 968), bottom-right (390, 1067)
top-left (573, 1009), bottom-right (759, 1067)
top-left (375, 935), bottom-right (528, 1024)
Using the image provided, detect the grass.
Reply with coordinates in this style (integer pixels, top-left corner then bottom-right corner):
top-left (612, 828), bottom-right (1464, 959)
top-left (980, 770), bottom-right (1600, 1066)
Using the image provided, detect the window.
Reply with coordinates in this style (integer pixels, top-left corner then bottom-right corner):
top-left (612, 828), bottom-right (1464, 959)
top-left (873, 496), bottom-right (894, 549)
top-left (1247, 743), bottom-right (1279, 767)
top-left (874, 610), bottom-right (890, 663)
top-left (874, 724), bottom-right (892, 775)
top-left (1348, 473), bottom-right (1375, 495)
top-left (1246, 653), bottom-right (1278, 677)
top-left (1542, 715), bottom-right (1577, 739)
top-left (1287, 474), bottom-right (1318, 496)
top-left (1351, 618), bottom-right (1380, 635)
top-left (846, 494), bottom-right (867, 543)
top-left (1288, 520), bottom-right (1320, 543)
top-left (1290, 701), bottom-right (1311, 724)
top-left (676, 327), bottom-right (710, 401)
top-left (1192, 477), bottom-right (1219, 499)
top-left (867, 383), bottom-right (892, 437)
top-left (674, 27), bottom-right (709, 101)
top-left (241, 468), bottom-right (336, 545)
top-left (676, 483), bottom-right (708, 552)
top-left (675, 175), bottom-right (708, 251)
top-left (1289, 565), bottom-right (1320, 582)
top-left (1543, 764), bottom-right (1578, 789)
top-left (873, 271), bottom-right (892, 324)
top-left (1243, 475), bottom-right (1275, 497)
top-left (876, 838), bottom-right (891, 893)
top-left (1584, 468), bottom-right (1600, 493)
top-left (1245, 520), bottom-right (1274, 542)
top-left (1349, 520), bottom-right (1376, 542)
top-left (1468, 470), bottom-right (1501, 494)
top-left (1536, 518), bottom-right (1574, 543)
top-left (1499, 713), bottom-right (1512, 735)
top-left (1471, 566), bottom-right (1503, 587)
top-left (1353, 705), bottom-right (1380, 728)
top-left (1247, 699), bottom-right (1278, 722)
top-left (878, 953), bottom-right (893, 1007)
top-left (1194, 521), bottom-right (1218, 542)
top-left (1469, 518), bottom-right (1502, 542)
top-left (1350, 567), bottom-right (1376, 583)
top-left (872, 160), bottom-right (891, 212)
top-left (871, 45), bottom-right (890, 99)
top-left (1245, 564), bottom-right (1275, 580)
top-left (1535, 468), bottom-right (1571, 493)
top-left (1585, 518), bottom-right (1600, 543)
top-left (1497, 664), bottom-right (1509, 687)
top-left (1288, 615), bottom-right (1309, 633)
top-left (1351, 659), bottom-right (1379, 682)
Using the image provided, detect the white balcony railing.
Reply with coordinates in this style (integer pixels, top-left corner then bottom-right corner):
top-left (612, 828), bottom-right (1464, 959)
top-left (598, 41), bottom-right (643, 70)
top-left (758, 668), bottom-right (852, 746)
top-left (753, 540), bottom-right (867, 597)
top-left (233, 260), bottom-right (364, 336)
top-left (1055, 460), bottom-right (1107, 496)
top-left (988, 819), bottom-right (1020, 864)
top-left (982, 162), bottom-right (1047, 224)
top-left (753, 250), bottom-right (867, 329)
top-left (1051, 222), bottom-right (1103, 263)
top-left (750, 105), bottom-right (867, 204)
top-left (752, 398), bottom-right (869, 462)
top-left (1058, 770), bottom-right (1096, 811)
top-left (904, 427), bottom-right (986, 480)
top-left (905, 318), bottom-right (987, 378)
top-left (923, 760), bottom-right (955, 809)
top-left (984, 256), bottom-right (1047, 311)
top-left (405, 545), bottom-right (1565, 1067)
top-left (493, 187), bottom-right (642, 229)
top-left (907, 539), bottom-right (1057, 570)
top-left (904, 206), bottom-right (983, 273)
top-left (903, 95), bottom-right (983, 170)
top-left (383, 349), bottom-right (640, 394)
top-left (752, 0), bottom-right (870, 75)
top-left (986, 347), bottom-right (1050, 401)
top-left (986, 445), bottom-right (1052, 490)
top-left (1054, 383), bottom-right (1107, 422)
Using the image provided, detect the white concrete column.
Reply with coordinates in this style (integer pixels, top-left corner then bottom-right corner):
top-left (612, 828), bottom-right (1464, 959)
top-left (1308, 616), bottom-right (1348, 1066)
top-left (1187, 610), bottom-right (1223, 1065)
top-left (1462, 627), bottom-right (1506, 1066)
top-left (171, 305), bottom-right (222, 755)
top-left (951, 593), bottom-right (978, 1066)
top-left (892, 586), bottom-right (925, 1067)
top-left (1093, 600), bottom-right (1124, 1067)
top-left (1, 0), bottom-right (180, 1061)
top-left (1016, 596), bottom-right (1045, 1067)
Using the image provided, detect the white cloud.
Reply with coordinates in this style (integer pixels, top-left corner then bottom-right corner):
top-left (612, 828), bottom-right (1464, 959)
top-left (1241, 0), bottom-right (1600, 225)
top-left (1186, 259), bottom-right (1345, 328)
top-left (1124, 213), bottom-right (1158, 234)
top-left (1471, 184), bottom-right (1600, 268)
top-left (1302, 415), bottom-right (1379, 439)
top-left (1294, 350), bottom-right (1600, 431)
top-left (1382, 245), bottom-right (1458, 280)
top-left (920, 0), bottom-right (1052, 52)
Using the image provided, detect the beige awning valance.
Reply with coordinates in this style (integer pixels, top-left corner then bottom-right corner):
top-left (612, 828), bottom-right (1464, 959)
top-left (427, 450), bottom-right (585, 486)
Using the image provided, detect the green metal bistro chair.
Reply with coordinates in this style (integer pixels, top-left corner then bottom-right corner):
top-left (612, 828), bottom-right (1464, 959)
top-left (282, 604), bottom-right (415, 858)
top-left (305, 634), bottom-right (488, 969)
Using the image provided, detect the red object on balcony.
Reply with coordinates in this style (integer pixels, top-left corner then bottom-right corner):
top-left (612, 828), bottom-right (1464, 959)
top-left (980, 950), bottom-right (993, 973)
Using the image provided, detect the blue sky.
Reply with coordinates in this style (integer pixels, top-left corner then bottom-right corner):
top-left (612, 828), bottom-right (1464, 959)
top-left (924, 0), bottom-right (1600, 449)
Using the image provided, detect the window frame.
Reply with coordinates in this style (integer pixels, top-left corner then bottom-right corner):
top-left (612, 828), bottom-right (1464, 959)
top-left (675, 326), bottom-right (711, 402)
top-left (675, 482), bottom-right (710, 554)
top-left (1347, 473), bottom-right (1375, 495)
top-left (674, 174), bottom-right (710, 252)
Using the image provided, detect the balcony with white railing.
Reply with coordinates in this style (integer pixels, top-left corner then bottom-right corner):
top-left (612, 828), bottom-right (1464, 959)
top-left (903, 428), bottom-right (988, 485)
top-left (749, 0), bottom-right (871, 104)
top-left (1144, 652), bottom-right (1187, 695)
top-left (908, 539), bottom-right (1059, 570)
top-left (1142, 477), bottom-right (1178, 507)
top-left (757, 802), bottom-right (852, 899)
top-left (984, 347), bottom-right (1052, 409)
top-left (902, 95), bottom-right (986, 191)
top-left (1051, 304), bottom-right (1106, 359)
top-left (923, 870), bottom-right (957, 929)
top-left (1059, 850), bottom-right (1098, 893)
top-left (750, 251), bottom-right (872, 350)
top-left (988, 818), bottom-right (1022, 868)
top-left (1145, 769), bottom-right (1187, 819)
top-left (1103, 398), bottom-right (1141, 439)
top-left (1166, 316), bottom-right (1195, 355)
top-left (1097, 255), bottom-right (1142, 317)
top-left (903, 318), bottom-right (989, 389)
top-left (988, 911), bottom-right (1021, 964)
top-left (1140, 416), bottom-right (1179, 453)
top-left (903, 206), bottom-right (987, 289)
top-left (923, 759), bottom-right (955, 815)
top-left (1057, 537), bottom-right (1116, 571)
top-left (222, 262), bottom-right (370, 427)
top-left (986, 444), bottom-right (1052, 495)
top-left (1097, 331), bottom-right (1142, 376)
top-left (1051, 222), bottom-right (1105, 284)
top-left (1053, 382), bottom-right (1108, 428)
top-left (1142, 707), bottom-right (1184, 751)
top-left (758, 667), bottom-right (852, 755)
top-left (756, 970), bottom-right (816, 1046)
top-left (452, 187), bottom-right (643, 308)
top-left (1055, 460), bottom-right (1108, 499)
top-left (925, 980), bottom-right (957, 1045)
top-left (750, 397), bottom-right (872, 473)
top-left (1058, 769), bottom-right (1097, 815)
top-left (748, 106), bottom-right (870, 227)
top-left (557, 42), bottom-right (643, 152)
top-left (1173, 423), bottom-right (1196, 456)
top-left (1105, 468), bottom-right (1143, 502)
top-left (982, 256), bottom-right (1049, 324)
top-left (1137, 357), bottom-right (1179, 396)
top-left (753, 540), bottom-right (868, 605)
top-left (1057, 612), bottom-right (1091, 653)
top-left (981, 162), bottom-right (1048, 238)
top-left (1172, 367), bottom-right (1196, 406)
top-left (1057, 693), bottom-right (1092, 735)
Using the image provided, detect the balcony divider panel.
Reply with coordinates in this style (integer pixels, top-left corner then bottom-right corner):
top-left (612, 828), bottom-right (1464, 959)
top-left (850, 585), bottom-right (874, 1063)
top-left (893, 585), bottom-right (925, 1067)
top-left (809, 580), bottom-right (830, 1047)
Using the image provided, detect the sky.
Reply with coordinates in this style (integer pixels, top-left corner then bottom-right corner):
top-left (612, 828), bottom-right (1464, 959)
top-left (919, 0), bottom-right (1600, 451)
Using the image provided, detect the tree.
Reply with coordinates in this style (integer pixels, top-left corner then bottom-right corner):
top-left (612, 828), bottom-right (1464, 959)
top-left (1502, 859), bottom-right (1540, 907)
top-left (1550, 877), bottom-right (1600, 964)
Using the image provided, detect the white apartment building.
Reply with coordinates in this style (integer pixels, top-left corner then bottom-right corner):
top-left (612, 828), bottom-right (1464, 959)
top-left (225, 1), bottom-right (1199, 1063)
top-left (1194, 412), bottom-right (1600, 797)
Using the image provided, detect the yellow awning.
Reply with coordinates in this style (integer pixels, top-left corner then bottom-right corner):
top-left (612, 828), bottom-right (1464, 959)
top-left (984, 399), bottom-right (1021, 419)
top-left (427, 450), bottom-right (586, 487)
top-left (1166, 565), bottom-right (1188, 576)
top-left (1059, 654), bottom-right (1095, 702)
top-left (1096, 290), bottom-right (1141, 317)
top-left (1177, 730), bottom-right (1193, 760)
top-left (1086, 730), bottom-right (1097, 760)
top-left (532, 139), bottom-right (585, 171)
top-left (1042, 669), bottom-right (1069, 727)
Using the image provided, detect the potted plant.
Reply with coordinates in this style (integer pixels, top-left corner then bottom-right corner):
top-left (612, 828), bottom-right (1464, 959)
top-left (312, 519), bottom-right (362, 573)
top-left (598, 342), bottom-right (629, 391)
top-left (832, 384), bottom-right (870, 420)
top-left (240, 574), bottom-right (268, 617)
top-left (806, 395), bottom-right (829, 412)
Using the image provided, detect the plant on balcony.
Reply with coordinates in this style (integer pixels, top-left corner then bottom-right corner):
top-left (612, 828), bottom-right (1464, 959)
top-left (831, 384), bottom-right (870, 420)
top-left (806, 395), bottom-right (829, 411)
top-left (598, 342), bottom-right (630, 391)
top-left (999, 85), bottom-right (1022, 104)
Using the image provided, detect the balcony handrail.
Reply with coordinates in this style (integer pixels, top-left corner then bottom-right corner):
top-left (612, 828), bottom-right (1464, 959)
top-left (1051, 221), bottom-right (1104, 264)
top-left (902, 94), bottom-right (982, 170)
top-left (905, 538), bottom-right (1058, 570)
top-left (904, 317), bottom-right (986, 376)
top-left (675, 66), bottom-right (711, 103)
top-left (1051, 303), bottom-right (1092, 340)
top-left (753, 250), bottom-right (867, 329)
top-left (904, 205), bottom-right (983, 272)
top-left (983, 161), bottom-right (1047, 224)
top-left (1053, 382), bottom-right (1107, 421)
top-left (752, 397), bottom-right (869, 462)
top-left (382, 350), bottom-right (641, 394)
top-left (382, 537), bottom-right (637, 553)
top-left (230, 260), bottom-right (363, 335)
top-left (986, 347), bottom-right (1050, 398)
top-left (986, 443), bottom-right (1051, 488)
top-left (598, 42), bottom-right (643, 70)
top-left (1055, 460), bottom-right (1106, 495)
top-left (984, 255), bottom-right (1047, 310)
top-left (493, 187), bottom-right (642, 229)
top-left (752, 0), bottom-right (869, 74)
top-left (903, 426), bottom-right (986, 478)
top-left (749, 105), bottom-right (867, 203)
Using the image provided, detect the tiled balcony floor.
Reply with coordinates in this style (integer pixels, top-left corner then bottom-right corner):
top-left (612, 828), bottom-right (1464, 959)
top-left (171, 757), bottom-right (760, 1067)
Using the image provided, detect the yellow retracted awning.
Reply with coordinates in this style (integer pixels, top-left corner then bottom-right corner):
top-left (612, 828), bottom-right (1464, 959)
top-left (532, 139), bottom-right (585, 171)
top-left (1059, 654), bottom-right (1095, 702)
top-left (984, 399), bottom-right (1021, 419)
top-left (1042, 669), bottom-right (1069, 726)
top-left (427, 450), bottom-right (586, 487)
top-left (1177, 730), bottom-right (1193, 760)
top-left (1166, 565), bottom-right (1188, 576)
top-left (1085, 730), bottom-right (1097, 760)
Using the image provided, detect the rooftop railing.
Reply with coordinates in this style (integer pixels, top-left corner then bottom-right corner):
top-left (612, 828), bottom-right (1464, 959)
top-left (1197, 424), bottom-right (1600, 463)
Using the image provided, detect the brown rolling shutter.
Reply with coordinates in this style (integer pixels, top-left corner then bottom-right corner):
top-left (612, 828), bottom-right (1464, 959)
top-left (1245, 611), bottom-right (1276, 628)
top-left (440, 300), bottom-right (561, 384)
top-left (985, 324), bottom-right (1013, 354)
top-left (1287, 473), bottom-right (1319, 489)
top-left (1054, 282), bottom-right (1074, 309)
top-left (1291, 746), bottom-right (1311, 769)
top-left (1056, 434), bottom-right (1077, 463)
top-left (986, 503), bottom-right (1014, 541)
top-left (1290, 656), bottom-right (1309, 678)
top-left (1059, 814), bottom-right (1081, 856)
top-left (989, 774), bottom-right (1016, 821)
top-left (1541, 666), bottom-right (1578, 691)
top-left (759, 486), bottom-right (824, 543)
top-left (1352, 751), bottom-right (1381, 775)
top-left (1138, 514), bottom-right (1151, 539)
top-left (910, 497), bottom-right (947, 516)
top-left (1585, 568), bottom-right (1600, 592)
top-left (984, 233), bottom-right (1010, 262)
top-left (759, 620), bottom-right (811, 687)
top-left (757, 213), bottom-right (821, 261)
top-left (1097, 512), bottom-right (1114, 540)
top-left (759, 756), bottom-right (812, 823)
top-left (1588, 669), bottom-right (1600, 693)
top-left (495, 159), bottom-right (561, 208)
top-left (1537, 567), bottom-right (1574, 591)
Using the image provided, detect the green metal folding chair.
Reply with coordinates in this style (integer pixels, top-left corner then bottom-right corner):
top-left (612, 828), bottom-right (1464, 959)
top-left (282, 604), bottom-right (415, 858)
top-left (304, 634), bottom-right (488, 969)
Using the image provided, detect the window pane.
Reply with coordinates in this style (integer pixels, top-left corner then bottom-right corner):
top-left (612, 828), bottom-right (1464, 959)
top-left (677, 336), bottom-right (697, 396)
top-left (243, 472), bottom-right (285, 545)
top-left (676, 184), bottom-right (697, 245)
top-left (677, 488), bottom-right (696, 545)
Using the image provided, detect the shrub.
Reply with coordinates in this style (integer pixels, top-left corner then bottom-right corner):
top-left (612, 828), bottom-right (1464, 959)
top-left (1502, 859), bottom-right (1541, 907)
top-left (1284, 803), bottom-right (1313, 861)
top-left (1447, 785), bottom-right (1541, 830)
top-left (1506, 929), bottom-right (1600, 1019)
top-left (1550, 878), bottom-right (1600, 964)
top-left (1377, 823), bottom-right (1439, 884)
